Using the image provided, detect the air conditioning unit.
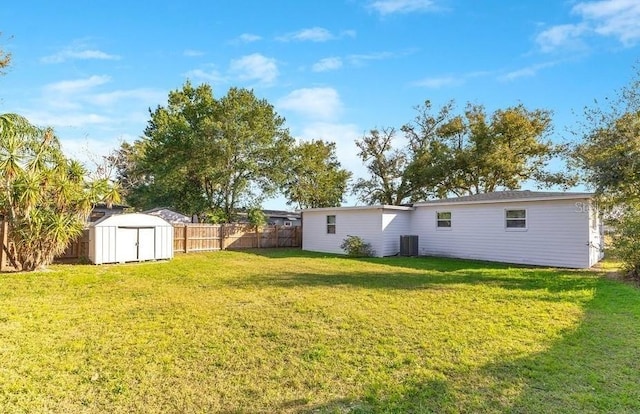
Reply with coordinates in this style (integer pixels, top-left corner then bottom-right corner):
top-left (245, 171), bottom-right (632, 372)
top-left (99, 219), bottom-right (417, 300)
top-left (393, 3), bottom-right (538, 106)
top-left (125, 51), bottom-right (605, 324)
top-left (399, 235), bottom-right (419, 256)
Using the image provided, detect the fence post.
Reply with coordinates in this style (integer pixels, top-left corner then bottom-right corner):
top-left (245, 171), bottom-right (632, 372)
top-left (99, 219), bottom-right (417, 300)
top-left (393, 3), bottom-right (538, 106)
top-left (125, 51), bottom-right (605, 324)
top-left (0, 219), bottom-right (7, 271)
top-left (183, 224), bottom-right (188, 253)
top-left (275, 226), bottom-right (279, 248)
top-left (255, 226), bottom-right (260, 248)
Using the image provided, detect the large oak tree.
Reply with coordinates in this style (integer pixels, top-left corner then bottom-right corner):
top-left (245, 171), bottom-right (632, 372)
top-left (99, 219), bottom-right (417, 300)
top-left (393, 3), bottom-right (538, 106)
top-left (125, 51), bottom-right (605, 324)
top-left (128, 82), bottom-right (294, 221)
top-left (354, 100), bottom-right (572, 205)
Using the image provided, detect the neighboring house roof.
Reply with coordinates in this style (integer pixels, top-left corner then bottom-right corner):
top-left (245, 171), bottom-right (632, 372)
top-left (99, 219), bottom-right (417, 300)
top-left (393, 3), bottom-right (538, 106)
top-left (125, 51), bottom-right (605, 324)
top-left (143, 207), bottom-right (191, 224)
top-left (262, 209), bottom-right (301, 220)
top-left (414, 190), bottom-right (594, 206)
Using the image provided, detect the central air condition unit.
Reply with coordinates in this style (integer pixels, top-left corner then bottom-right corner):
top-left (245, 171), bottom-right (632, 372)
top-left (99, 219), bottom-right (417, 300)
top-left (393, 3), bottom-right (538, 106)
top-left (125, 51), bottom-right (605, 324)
top-left (399, 235), bottom-right (419, 256)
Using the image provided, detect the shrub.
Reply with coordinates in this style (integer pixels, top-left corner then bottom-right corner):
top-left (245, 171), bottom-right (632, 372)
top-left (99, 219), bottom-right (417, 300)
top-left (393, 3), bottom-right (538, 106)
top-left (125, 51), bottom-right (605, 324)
top-left (247, 207), bottom-right (267, 228)
top-left (612, 207), bottom-right (640, 280)
top-left (340, 235), bottom-right (376, 257)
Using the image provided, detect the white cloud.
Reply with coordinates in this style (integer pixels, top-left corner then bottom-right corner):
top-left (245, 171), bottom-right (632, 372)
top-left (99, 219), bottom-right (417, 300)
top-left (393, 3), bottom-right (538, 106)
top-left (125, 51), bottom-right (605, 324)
top-left (413, 75), bottom-right (460, 88)
top-left (537, 0), bottom-right (640, 51)
top-left (278, 27), bottom-right (334, 42)
top-left (184, 49), bottom-right (205, 57)
top-left (347, 51), bottom-right (399, 65)
top-left (184, 68), bottom-right (226, 83)
top-left (341, 30), bottom-right (357, 38)
top-left (44, 75), bottom-right (111, 94)
top-left (312, 57), bottom-right (343, 72)
top-left (277, 88), bottom-right (343, 121)
top-left (536, 23), bottom-right (589, 52)
top-left (229, 53), bottom-right (278, 84)
top-left (89, 89), bottom-right (166, 107)
top-left (574, 0), bottom-right (640, 45)
top-left (299, 122), bottom-right (365, 179)
top-left (369, 0), bottom-right (437, 15)
top-left (235, 33), bottom-right (262, 43)
top-left (500, 61), bottom-right (559, 81)
top-left (24, 111), bottom-right (111, 128)
top-left (42, 47), bottom-right (120, 64)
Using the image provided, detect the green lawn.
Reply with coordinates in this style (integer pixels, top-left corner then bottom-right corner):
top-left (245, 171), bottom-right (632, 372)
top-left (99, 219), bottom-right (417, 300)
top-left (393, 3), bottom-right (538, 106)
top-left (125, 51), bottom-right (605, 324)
top-left (0, 250), bottom-right (639, 413)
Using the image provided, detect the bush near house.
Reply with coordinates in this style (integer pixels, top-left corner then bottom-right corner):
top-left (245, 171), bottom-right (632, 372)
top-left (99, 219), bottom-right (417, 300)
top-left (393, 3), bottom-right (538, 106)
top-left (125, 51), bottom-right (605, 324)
top-left (340, 235), bottom-right (376, 257)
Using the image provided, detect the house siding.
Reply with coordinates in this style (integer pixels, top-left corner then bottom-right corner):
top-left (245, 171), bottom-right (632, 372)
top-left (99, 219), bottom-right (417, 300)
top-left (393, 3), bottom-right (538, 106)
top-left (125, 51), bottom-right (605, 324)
top-left (381, 210), bottom-right (413, 256)
top-left (412, 199), bottom-right (591, 268)
top-left (587, 200), bottom-right (605, 267)
top-left (302, 209), bottom-right (386, 256)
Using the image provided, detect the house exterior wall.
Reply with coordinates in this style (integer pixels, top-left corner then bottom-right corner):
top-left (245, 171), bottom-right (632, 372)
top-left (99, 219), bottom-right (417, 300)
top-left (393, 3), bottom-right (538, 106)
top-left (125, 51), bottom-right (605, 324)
top-left (587, 200), bottom-right (605, 267)
top-left (302, 209), bottom-right (385, 256)
top-left (412, 198), bottom-right (592, 268)
top-left (381, 211), bottom-right (413, 256)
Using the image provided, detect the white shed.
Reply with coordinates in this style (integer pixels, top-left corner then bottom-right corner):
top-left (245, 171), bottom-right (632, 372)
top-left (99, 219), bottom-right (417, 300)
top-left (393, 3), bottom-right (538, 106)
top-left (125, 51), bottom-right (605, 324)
top-left (88, 213), bottom-right (174, 265)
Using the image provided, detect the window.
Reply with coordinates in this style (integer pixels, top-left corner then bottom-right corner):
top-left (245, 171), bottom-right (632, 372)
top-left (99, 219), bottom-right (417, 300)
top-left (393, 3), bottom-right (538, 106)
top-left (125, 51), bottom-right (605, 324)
top-left (436, 211), bottom-right (452, 228)
top-left (326, 215), bottom-right (336, 234)
top-left (505, 209), bottom-right (526, 229)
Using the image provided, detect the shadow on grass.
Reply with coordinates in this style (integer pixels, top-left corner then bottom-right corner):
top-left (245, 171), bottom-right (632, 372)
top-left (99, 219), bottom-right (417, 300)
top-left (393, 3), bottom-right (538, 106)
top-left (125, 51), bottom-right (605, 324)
top-left (231, 255), bottom-right (599, 296)
top-left (292, 277), bottom-right (640, 413)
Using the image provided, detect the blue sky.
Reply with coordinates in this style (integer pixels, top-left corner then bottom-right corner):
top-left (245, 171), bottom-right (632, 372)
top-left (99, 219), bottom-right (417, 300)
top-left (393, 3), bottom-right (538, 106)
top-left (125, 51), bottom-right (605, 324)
top-left (1, 0), bottom-right (639, 209)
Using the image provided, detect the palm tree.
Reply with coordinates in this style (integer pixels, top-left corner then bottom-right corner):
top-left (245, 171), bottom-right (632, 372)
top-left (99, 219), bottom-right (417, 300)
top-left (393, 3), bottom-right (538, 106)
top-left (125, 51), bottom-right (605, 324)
top-left (0, 113), bottom-right (119, 271)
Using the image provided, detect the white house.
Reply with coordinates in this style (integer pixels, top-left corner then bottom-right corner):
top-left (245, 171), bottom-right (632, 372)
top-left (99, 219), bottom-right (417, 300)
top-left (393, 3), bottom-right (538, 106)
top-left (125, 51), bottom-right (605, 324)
top-left (88, 213), bottom-right (174, 265)
top-left (302, 191), bottom-right (604, 268)
top-left (301, 205), bottom-right (413, 257)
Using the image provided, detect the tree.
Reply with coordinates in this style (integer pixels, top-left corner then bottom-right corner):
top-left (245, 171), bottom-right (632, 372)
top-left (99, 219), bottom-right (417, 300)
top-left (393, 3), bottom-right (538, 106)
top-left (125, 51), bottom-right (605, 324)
top-left (0, 32), bottom-right (10, 74)
top-left (0, 114), bottom-right (118, 271)
top-left (128, 82), bottom-right (294, 221)
top-left (284, 140), bottom-right (351, 209)
top-left (105, 140), bottom-right (152, 207)
top-left (572, 70), bottom-right (640, 205)
top-left (352, 128), bottom-right (413, 205)
top-left (404, 101), bottom-right (571, 198)
top-left (571, 67), bottom-right (640, 278)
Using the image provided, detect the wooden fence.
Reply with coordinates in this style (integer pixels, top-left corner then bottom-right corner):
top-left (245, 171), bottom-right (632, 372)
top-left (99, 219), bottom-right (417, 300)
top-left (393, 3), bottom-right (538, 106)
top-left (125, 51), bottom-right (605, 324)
top-left (173, 224), bottom-right (301, 253)
top-left (56, 230), bottom-right (90, 262)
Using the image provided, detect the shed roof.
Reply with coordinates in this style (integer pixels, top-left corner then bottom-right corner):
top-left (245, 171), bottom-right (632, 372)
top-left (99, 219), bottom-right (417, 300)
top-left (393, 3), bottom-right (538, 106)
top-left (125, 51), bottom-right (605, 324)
top-left (414, 190), bottom-right (594, 207)
top-left (91, 212), bottom-right (172, 227)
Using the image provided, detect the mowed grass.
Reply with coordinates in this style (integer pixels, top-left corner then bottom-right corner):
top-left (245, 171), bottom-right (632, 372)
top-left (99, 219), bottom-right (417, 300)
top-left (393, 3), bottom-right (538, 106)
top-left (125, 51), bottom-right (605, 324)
top-left (0, 250), bottom-right (639, 413)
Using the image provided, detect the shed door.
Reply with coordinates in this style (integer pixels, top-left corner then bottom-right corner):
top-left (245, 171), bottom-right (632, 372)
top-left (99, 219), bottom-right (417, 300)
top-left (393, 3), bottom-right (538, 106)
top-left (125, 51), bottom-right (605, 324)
top-left (116, 228), bottom-right (139, 262)
top-left (116, 227), bottom-right (156, 262)
top-left (138, 227), bottom-right (156, 261)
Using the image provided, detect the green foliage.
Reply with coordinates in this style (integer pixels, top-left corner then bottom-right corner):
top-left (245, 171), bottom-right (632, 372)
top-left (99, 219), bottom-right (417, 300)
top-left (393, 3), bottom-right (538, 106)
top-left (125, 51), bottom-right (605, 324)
top-left (572, 67), bottom-right (640, 278)
top-left (353, 128), bottom-right (413, 205)
top-left (122, 82), bottom-right (293, 221)
top-left (572, 68), bottom-right (640, 206)
top-left (205, 208), bottom-right (227, 224)
top-left (610, 205), bottom-right (640, 280)
top-left (247, 207), bottom-right (266, 227)
top-left (284, 139), bottom-right (351, 209)
top-left (0, 114), bottom-right (118, 271)
top-left (340, 235), bottom-right (376, 257)
top-left (354, 100), bottom-right (570, 205)
top-left (403, 101), bottom-right (571, 199)
top-left (0, 32), bottom-right (10, 74)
